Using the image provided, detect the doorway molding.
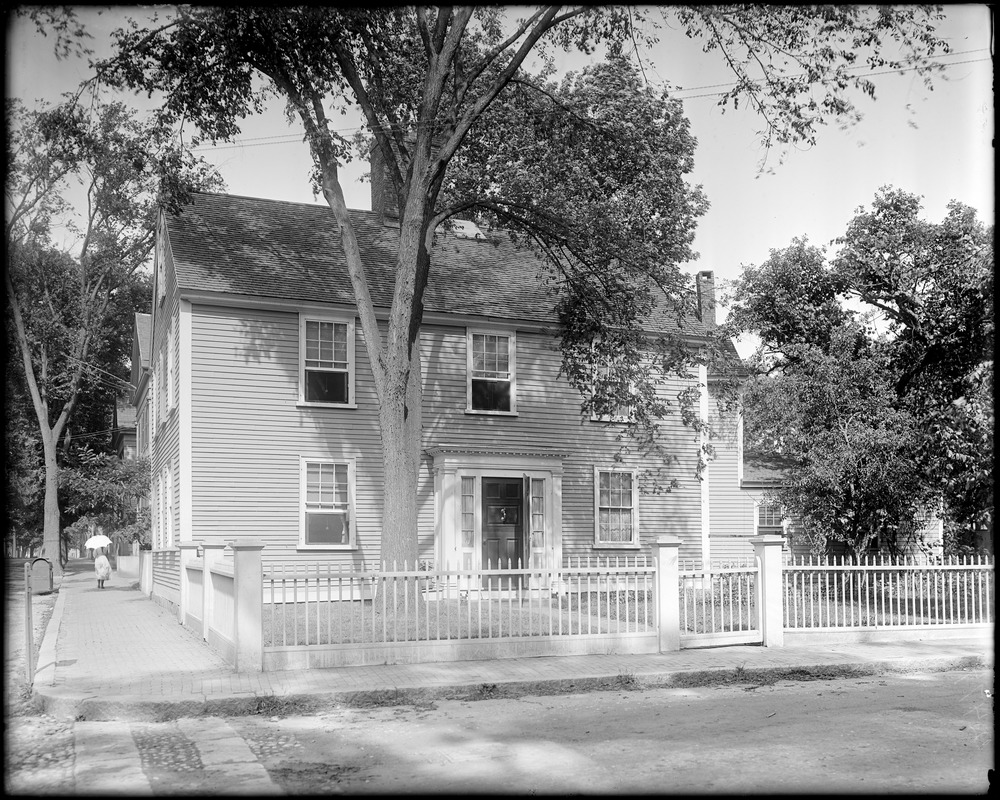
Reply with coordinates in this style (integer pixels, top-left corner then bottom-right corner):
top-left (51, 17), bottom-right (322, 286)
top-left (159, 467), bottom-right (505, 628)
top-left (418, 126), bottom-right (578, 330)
top-left (427, 444), bottom-right (566, 571)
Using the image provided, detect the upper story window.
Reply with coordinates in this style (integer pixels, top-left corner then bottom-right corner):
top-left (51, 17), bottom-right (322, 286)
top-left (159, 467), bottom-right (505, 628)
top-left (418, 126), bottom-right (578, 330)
top-left (591, 364), bottom-right (637, 422)
top-left (300, 315), bottom-right (356, 406)
top-left (301, 458), bottom-right (355, 548)
top-left (150, 369), bottom-right (158, 434)
top-left (594, 467), bottom-right (639, 548)
top-left (467, 330), bottom-right (516, 414)
top-left (155, 227), bottom-right (166, 305)
top-left (166, 321), bottom-right (175, 411)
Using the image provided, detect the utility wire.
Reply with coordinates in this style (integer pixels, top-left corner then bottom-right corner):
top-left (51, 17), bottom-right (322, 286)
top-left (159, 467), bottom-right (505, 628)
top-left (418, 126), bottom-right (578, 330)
top-left (190, 50), bottom-right (990, 153)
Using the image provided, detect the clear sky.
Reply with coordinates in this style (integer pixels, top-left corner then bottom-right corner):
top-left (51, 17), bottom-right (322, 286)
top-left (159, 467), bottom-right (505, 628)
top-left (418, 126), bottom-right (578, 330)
top-left (6, 5), bottom-right (994, 317)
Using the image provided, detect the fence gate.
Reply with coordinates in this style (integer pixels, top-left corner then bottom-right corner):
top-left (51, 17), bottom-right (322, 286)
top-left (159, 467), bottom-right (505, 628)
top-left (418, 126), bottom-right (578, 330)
top-left (679, 558), bottom-right (763, 648)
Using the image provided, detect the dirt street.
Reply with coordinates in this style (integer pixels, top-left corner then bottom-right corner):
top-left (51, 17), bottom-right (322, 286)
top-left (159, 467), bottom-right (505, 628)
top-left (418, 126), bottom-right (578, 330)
top-left (233, 669), bottom-right (994, 794)
top-left (7, 668), bottom-right (993, 794)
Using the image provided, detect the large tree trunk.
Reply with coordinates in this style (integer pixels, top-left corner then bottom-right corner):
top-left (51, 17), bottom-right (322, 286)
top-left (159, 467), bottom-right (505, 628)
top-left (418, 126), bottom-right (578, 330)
top-left (39, 430), bottom-right (64, 574)
top-left (376, 347), bottom-right (424, 571)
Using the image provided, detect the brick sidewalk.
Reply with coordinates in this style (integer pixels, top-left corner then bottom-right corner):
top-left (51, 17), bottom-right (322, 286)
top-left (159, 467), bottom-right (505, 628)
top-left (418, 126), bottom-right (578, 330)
top-left (33, 560), bottom-right (993, 721)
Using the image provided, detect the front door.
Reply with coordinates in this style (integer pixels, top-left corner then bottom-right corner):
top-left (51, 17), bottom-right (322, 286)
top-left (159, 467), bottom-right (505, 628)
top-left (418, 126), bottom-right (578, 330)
top-left (481, 478), bottom-right (525, 586)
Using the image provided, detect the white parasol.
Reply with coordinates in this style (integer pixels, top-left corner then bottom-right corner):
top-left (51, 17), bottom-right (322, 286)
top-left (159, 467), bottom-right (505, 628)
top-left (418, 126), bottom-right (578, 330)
top-left (84, 534), bottom-right (112, 550)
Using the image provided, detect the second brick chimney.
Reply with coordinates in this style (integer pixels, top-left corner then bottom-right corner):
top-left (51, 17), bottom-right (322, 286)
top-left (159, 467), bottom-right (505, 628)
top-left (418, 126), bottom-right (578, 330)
top-left (696, 270), bottom-right (716, 326)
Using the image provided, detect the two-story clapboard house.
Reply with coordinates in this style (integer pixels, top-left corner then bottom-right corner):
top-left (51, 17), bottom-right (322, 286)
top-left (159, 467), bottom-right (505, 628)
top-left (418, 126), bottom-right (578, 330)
top-left (135, 167), bottom-right (752, 611)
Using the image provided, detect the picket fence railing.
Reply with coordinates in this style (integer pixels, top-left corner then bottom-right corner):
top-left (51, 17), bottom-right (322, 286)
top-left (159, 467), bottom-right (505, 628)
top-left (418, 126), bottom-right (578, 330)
top-left (783, 554), bottom-right (994, 629)
top-left (263, 556), bottom-right (656, 649)
top-left (166, 537), bottom-right (992, 672)
top-left (679, 557), bottom-right (761, 644)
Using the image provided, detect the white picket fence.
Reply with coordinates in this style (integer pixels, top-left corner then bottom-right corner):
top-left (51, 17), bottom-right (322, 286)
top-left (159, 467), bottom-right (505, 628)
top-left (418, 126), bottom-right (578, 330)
top-left (679, 557), bottom-right (761, 647)
top-left (171, 538), bottom-right (992, 672)
top-left (783, 554), bottom-right (994, 630)
top-left (262, 557), bottom-right (656, 666)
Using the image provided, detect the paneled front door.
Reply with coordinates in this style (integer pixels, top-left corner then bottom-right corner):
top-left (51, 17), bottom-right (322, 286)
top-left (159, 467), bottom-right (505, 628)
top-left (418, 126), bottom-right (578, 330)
top-left (481, 477), bottom-right (525, 587)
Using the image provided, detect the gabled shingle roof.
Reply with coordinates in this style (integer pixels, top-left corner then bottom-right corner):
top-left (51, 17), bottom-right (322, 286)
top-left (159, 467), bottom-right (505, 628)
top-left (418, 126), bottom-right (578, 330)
top-left (164, 191), bottom-right (716, 336)
top-left (742, 450), bottom-right (797, 487)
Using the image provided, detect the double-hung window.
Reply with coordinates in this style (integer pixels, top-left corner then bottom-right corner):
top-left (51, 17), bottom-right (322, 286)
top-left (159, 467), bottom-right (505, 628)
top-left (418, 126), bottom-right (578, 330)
top-left (301, 459), bottom-right (355, 548)
top-left (591, 363), bottom-right (637, 422)
top-left (594, 467), bottom-right (639, 547)
top-left (756, 500), bottom-right (783, 536)
top-left (300, 315), bottom-right (355, 405)
top-left (468, 330), bottom-right (516, 413)
top-left (166, 321), bottom-right (175, 411)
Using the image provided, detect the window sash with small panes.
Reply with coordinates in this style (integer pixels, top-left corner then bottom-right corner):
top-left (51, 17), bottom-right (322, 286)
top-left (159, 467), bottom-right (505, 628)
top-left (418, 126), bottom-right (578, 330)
top-left (302, 460), bottom-right (354, 548)
top-left (757, 500), bottom-right (783, 536)
top-left (302, 317), bottom-right (353, 405)
top-left (468, 331), bottom-right (514, 413)
top-left (595, 468), bottom-right (638, 547)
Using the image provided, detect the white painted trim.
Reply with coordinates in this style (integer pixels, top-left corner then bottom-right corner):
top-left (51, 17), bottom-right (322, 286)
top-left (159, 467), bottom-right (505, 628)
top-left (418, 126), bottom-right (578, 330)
top-left (752, 495), bottom-right (785, 538)
top-left (736, 411), bottom-right (744, 486)
top-left (177, 289), bottom-right (717, 344)
top-left (465, 327), bottom-right (517, 414)
top-left (178, 299), bottom-right (193, 543)
top-left (166, 463), bottom-right (175, 548)
top-left (428, 449), bottom-right (563, 571)
top-left (298, 312), bottom-right (357, 406)
top-left (298, 456), bottom-right (358, 550)
top-left (593, 466), bottom-right (640, 549)
top-left (699, 363), bottom-right (711, 564)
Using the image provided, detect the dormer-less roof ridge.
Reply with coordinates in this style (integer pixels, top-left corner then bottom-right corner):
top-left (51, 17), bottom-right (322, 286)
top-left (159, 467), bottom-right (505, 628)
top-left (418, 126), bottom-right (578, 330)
top-left (164, 191), bottom-right (717, 336)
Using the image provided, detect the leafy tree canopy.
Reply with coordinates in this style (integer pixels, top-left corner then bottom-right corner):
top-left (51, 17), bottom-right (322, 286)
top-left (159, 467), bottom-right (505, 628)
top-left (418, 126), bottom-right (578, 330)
top-left (83, 5), bottom-right (952, 565)
top-left (5, 96), bottom-right (222, 568)
top-left (725, 188), bottom-right (993, 556)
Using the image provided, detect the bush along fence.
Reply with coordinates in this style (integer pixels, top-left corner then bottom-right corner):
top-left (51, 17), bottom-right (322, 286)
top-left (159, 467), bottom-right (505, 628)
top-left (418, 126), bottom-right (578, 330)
top-left (167, 536), bottom-right (993, 673)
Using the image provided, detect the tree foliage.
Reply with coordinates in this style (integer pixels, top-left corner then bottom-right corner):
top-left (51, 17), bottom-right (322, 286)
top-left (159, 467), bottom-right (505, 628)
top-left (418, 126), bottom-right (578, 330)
top-left (88, 6), bottom-right (950, 563)
top-left (726, 188), bottom-right (993, 557)
top-left (60, 448), bottom-right (151, 553)
top-left (5, 96), bottom-right (222, 570)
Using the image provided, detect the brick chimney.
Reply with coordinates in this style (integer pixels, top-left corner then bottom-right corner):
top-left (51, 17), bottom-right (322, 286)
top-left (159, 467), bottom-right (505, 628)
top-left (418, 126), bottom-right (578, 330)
top-left (369, 133), bottom-right (446, 223)
top-left (696, 270), bottom-right (716, 326)
top-left (369, 141), bottom-right (400, 221)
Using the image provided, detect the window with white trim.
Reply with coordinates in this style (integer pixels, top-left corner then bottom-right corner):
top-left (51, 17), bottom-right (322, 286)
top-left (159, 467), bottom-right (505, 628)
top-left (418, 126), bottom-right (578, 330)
top-left (300, 316), bottom-right (355, 405)
top-left (165, 465), bottom-right (174, 548)
top-left (594, 467), bottom-right (639, 547)
top-left (166, 321), bottom-right (175, 411)
top-left (467, 330), bottom-right (516, 413)
top-left (590, 363), bottom-right (637, 422)
top-left (301, 459), bottom-right (355, 548)
top-left (150, 370), bottom-right (157, 433)
top-left (157, 350), bottom-right (165, 426)
top-left (756, 500), bottom-right (783, 536)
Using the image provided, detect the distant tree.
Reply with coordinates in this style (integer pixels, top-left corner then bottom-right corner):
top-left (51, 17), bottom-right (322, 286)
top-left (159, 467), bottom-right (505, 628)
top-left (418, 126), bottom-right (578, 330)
top-left (60, 449), bottom-right (151, 555)
top-left (94, 6), bottom-right (950, 567)
top-left (726, 188), bottom-right (993, 556)
top-left (5, 98), bottom-right (222, 573)
top-left (739, 322), bottom-right (937, 562)
top-left (832, 189), bottom-right (993, 541)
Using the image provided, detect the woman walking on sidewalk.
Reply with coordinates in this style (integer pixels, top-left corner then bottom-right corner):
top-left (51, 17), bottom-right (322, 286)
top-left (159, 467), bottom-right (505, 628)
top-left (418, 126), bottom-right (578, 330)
top-left (94, 548), bottom-right (111, 589)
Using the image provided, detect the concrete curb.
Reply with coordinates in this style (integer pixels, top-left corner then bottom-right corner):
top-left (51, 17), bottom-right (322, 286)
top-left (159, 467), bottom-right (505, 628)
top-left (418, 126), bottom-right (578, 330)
top-left (36, 652), bottom-right (991, 722)
top-left (31, 573), bottom-right (66, 696)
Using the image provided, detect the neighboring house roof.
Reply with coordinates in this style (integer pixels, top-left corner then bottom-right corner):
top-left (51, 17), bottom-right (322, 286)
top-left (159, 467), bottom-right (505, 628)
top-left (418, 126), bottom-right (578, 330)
top-left (135, 312), bottom-right (152, 369)
top-left (741, 450), bottom-right (797, 489)
top-left (164, 191), bottom-right (716, 337)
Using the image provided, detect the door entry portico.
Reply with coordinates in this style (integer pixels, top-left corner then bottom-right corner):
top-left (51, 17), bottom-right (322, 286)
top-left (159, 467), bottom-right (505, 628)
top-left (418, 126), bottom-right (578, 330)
top-left (427, 445), bottom-right (566, 579)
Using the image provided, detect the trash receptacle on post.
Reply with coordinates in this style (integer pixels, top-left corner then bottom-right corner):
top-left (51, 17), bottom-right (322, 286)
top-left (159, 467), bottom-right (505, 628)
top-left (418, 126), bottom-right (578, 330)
top-left (30, 558), bottom-right (53, 595)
